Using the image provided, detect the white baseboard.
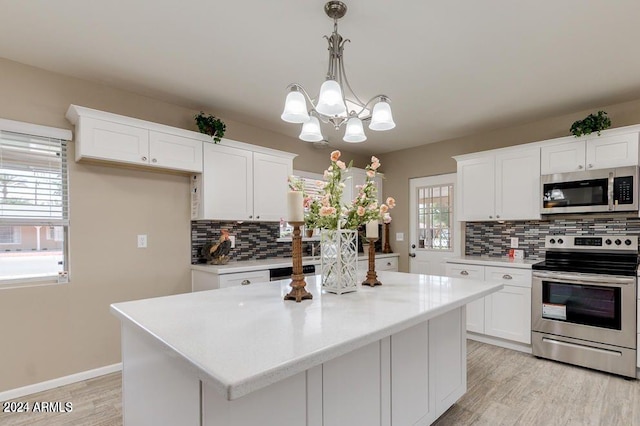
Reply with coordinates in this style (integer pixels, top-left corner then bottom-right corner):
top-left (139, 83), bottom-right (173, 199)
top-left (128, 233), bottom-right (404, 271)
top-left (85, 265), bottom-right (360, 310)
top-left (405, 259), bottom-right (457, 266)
top-left (467, 332), bottom-right (532, 354)
top-left (0, 363), bottom-right (122, 401)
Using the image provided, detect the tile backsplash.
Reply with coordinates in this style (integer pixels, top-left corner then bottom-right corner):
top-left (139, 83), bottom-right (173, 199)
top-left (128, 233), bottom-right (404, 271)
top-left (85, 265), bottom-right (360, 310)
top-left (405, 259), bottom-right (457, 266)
top-left (465, 215), bottom-right (640, 260)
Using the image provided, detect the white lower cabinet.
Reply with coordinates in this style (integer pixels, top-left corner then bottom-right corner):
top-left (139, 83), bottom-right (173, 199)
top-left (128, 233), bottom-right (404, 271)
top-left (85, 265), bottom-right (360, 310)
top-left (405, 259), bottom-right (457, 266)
top-left (192, 270), bottom-right (269, 291)
top-left (445, 262), bottom-right (532, 345)
top-left (637, 298), bottom-right (639, 368)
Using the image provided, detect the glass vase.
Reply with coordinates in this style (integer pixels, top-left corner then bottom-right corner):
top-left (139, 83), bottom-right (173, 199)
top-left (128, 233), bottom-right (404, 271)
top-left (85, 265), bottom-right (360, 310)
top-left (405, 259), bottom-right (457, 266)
top-left (320, 228), bottom-right (358, 294)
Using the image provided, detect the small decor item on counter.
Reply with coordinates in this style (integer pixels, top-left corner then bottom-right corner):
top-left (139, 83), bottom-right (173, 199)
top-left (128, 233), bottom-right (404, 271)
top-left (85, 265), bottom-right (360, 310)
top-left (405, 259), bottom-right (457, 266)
top-left (194, 111), bottom-right (226, 143)
top-left (303, 151), bottom-right (396, 293)
top-left (382, 213), bottom-right (393, 253)
top-left (508, 248), bottom-right (525, 260)
top-left (569, 110), bottom-right (611, 137)
top-left (284, 221), bottom-right (313, 303)
top-left (202, 229), bottom-right (232, 264)
top-left (320, 228), bottom-right (358, 294)
top-left (362, 221), bottom-right (382, 287)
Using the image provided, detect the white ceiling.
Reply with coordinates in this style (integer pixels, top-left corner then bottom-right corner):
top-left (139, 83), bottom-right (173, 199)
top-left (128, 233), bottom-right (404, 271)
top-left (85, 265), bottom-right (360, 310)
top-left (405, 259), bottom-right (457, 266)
top-left (2, 1), bottom-right (640, 155)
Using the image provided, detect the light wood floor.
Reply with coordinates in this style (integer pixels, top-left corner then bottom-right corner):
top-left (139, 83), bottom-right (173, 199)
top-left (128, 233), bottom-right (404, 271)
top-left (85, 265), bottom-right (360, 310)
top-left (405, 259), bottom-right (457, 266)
top-left (1, 340), bottom-right (639, 425)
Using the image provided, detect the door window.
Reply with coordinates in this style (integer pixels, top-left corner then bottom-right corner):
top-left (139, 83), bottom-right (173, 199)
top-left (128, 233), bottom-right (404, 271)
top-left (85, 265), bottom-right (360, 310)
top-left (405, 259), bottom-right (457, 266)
top-left (416, 184), bottom-right (453, 251)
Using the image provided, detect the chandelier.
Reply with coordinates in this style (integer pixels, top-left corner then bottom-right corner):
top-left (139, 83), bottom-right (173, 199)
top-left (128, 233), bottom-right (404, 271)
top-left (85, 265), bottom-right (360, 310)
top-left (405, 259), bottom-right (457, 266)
top-left (280, 1), bottom-right (395, 143)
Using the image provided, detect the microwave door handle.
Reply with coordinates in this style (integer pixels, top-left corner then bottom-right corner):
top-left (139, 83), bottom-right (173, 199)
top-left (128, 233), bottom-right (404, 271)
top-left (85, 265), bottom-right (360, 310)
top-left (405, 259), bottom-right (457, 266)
top-left (608, 172), bottom-right (614, 211)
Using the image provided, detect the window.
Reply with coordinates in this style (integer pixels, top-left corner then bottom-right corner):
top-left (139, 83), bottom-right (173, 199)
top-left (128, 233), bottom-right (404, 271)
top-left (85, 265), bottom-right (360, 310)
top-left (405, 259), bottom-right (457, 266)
top-left (0, 120), bottom-right (70, 286)
top-left (417, 184), bottom-right (453, 250)
top-left (279, 170), bottom-right (324, 239)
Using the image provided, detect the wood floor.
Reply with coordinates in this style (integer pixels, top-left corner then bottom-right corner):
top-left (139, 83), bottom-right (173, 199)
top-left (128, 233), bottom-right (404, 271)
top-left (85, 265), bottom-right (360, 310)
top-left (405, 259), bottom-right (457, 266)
top-left (1, 340), bottom-right (639, 425)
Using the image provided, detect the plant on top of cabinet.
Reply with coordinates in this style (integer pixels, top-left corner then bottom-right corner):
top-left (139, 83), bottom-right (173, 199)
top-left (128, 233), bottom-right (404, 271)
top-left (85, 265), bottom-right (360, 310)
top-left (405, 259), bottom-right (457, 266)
top-left (570, 110), bottom-right (611, 137)
top-left (195, 112), bottom-right (226, 143)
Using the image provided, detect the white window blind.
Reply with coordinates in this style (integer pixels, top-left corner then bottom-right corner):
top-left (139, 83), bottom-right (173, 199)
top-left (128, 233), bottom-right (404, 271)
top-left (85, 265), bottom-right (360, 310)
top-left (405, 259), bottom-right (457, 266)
top-left (0, 130), bottom-right (68, 227)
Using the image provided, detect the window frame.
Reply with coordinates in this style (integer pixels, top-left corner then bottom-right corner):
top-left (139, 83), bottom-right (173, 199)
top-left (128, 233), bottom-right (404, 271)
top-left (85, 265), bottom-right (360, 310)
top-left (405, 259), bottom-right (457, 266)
top-left (0, 118), bottom-right (72, 288)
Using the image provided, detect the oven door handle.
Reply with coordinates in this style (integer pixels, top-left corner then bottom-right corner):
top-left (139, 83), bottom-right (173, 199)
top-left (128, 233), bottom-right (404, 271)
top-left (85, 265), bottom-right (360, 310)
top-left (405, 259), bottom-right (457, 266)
top-left (533, 271), bottom-right (636, 286)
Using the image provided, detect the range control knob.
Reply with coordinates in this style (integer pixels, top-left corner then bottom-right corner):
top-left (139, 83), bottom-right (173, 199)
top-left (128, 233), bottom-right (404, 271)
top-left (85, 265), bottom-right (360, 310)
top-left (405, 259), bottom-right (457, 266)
top-left (615, 239), bottom-right (622, 245)
top-left (605, 239), bottom-right (612, 245)
top-left (549, 238), bottom-right (556, 244)
top-left (557, 238), bottom-right (564, 245)
top-left (625, 239), bottom-right (632, 246)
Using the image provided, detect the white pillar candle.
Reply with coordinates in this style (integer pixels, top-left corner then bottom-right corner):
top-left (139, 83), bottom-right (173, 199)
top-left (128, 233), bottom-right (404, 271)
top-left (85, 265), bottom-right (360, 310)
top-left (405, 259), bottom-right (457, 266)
top-left (366, 220), bottom-right (379, 239)
top-left (287, 191), bottom-right (304, 222)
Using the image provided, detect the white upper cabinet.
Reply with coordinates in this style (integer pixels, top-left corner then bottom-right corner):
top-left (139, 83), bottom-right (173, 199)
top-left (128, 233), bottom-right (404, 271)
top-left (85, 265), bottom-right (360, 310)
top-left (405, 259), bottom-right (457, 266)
top-left (541, 132), bottom-right (639, 174)
top-left (456, 146), bottom-right (540, 221)
top-left (67, 104), bottom-right (203, 173)
top-left (196, 139), bottom-right (295, 221)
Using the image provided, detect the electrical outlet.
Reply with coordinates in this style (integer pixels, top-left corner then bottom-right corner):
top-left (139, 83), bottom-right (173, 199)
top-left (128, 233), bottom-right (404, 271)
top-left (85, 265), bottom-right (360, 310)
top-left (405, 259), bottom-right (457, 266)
top-left (228, 235), bottom-right (236, 248)
top-left (510, 237), bottom-right (519, 248)
top-left (137, 234), bottom-right (147, 248)
top-left (396, 232), bottom-right (404, 241)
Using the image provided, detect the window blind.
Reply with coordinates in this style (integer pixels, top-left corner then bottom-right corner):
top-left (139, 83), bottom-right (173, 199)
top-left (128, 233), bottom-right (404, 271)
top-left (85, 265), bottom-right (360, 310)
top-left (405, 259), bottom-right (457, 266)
top-left (0, 130), bottom-right (68, 226)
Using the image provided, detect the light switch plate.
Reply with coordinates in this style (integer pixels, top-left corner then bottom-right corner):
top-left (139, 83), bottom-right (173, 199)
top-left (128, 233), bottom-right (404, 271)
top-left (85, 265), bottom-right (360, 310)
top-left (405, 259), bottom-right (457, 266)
top-left (137, 234), bottom-right (147, 248)
top-left (510, 237), bottom-right (519, 248)
top-left (396, 232), bottom-right (404, 241)
top-left (229, 235), bottom-right (236, 248)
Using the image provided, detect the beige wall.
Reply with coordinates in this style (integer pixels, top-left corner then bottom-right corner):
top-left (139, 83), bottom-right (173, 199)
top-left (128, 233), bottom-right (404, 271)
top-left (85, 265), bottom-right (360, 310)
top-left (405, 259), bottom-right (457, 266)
top-left (380, 97), bottom-right (640, 272)
top-left (0, 57), bottom-right (368, 392)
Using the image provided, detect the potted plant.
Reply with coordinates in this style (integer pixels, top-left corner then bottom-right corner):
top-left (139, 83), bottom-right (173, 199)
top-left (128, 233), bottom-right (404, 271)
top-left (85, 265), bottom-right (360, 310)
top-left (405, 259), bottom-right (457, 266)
top-left (194, 112), bottom-right (226, 143)
top-left (570, 111), bottom-right (611, 137)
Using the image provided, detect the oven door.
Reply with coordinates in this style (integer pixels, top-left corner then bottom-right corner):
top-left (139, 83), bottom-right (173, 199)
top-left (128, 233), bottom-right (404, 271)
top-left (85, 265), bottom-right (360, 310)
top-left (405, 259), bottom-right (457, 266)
top-left (532, 271), bottom-right (637, 349)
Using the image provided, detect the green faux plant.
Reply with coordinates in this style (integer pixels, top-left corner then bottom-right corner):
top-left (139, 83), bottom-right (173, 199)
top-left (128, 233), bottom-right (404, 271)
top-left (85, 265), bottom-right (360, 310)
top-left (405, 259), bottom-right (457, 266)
top-left (194, 112), bottom-right (226, 143)
top-left (570, 111), bottom-right (611, 137)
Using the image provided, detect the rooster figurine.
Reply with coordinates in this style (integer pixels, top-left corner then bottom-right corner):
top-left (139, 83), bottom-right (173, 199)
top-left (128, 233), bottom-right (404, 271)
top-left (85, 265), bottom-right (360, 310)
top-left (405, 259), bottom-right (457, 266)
top-left (203, 229), bottom-right (232, 264)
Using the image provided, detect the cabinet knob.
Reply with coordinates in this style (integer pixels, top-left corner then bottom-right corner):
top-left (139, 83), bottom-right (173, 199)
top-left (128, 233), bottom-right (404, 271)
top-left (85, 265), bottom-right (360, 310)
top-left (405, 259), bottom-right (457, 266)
top-left (578, 165), bottom-right (583, 169)
top-left (496, 215), bottom-right (500, 218)
top-left (503, 274), bottom-right (513, 280)
top-left (256, 215), bottom-right (260, 219)
top-left (489, 215), bottom-right (493, 219)
top-left (249, 215), bottom-right (253, 219)
top-left (587, 163), bottom-right (593, 168)
top-left (151, 158), bottom-right (157, 163)
top-left (241, 280), bottom-right (251, 285)
top-left (141, 156), bottom-right (147, 161)
top-left (460, 270), bottom-right (469, 276)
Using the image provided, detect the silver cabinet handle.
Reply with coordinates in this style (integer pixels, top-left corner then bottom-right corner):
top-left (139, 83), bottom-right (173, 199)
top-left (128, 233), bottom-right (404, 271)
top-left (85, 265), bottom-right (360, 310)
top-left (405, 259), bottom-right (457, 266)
top-left (256, 216), bottom-right (260, 219)
top-left (588, 163), bottom-right (593, 168)
top-left (152, 158), bottom-right (157, 163)
top-left (496, 215), bottom-right (500, 218)
top-left (489, 215), bottom-right (493, 219)
top-left (141, 156), bottom-right (147, 161)
top-left (460, 270), bottom-right (469, 276)
top-left (578, 164), bottom-right (583, 169)
top-left (387, 262), bottom-right (391, 266)
top-left (241, 279), bottom-right (251, 285)
top-left (249, 215), bottom-right (253, 219)
top-left (409, 253), bottom-right (416, 258)
top-left (502, 274), bottom-right (512, 280)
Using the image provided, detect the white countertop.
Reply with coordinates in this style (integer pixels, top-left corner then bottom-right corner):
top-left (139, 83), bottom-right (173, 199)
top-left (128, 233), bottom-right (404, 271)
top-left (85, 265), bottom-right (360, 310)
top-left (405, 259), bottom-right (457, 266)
top-left (111, 271), bottom-right (502, 401)
top-left (191, 253), bottom-right (400, 274)
top-left (445, 255), bottom-right (540, 269)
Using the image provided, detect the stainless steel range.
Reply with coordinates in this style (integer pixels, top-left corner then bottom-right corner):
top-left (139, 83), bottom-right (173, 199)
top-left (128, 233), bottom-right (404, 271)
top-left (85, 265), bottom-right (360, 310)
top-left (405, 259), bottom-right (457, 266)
top-left (531, 235), bottom-right (638, 378)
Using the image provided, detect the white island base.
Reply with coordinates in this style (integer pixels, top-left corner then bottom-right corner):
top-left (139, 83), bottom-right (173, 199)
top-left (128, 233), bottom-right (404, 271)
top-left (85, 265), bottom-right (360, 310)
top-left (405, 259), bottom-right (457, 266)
top-left (113, 272), bottom-right (502, 426)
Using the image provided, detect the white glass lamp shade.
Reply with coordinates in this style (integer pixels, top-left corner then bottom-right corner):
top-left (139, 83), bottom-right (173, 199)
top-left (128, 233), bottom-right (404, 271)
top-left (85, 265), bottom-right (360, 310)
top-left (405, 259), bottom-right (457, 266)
top-left (315, 80), bottom-right (347, 116)
top-left (281, 90), bottom-right (310, 123)
top-left (299, 116), bottom-right (324, 142)
top-left (343, 117), bottom-right (367, 143)
top-left (369, 99), bottom-right (396, 131)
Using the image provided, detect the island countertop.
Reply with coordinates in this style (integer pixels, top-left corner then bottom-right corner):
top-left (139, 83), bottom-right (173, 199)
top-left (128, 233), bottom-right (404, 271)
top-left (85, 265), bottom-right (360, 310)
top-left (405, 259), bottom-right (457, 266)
top-left (110, 271), bottom-right (502, 401)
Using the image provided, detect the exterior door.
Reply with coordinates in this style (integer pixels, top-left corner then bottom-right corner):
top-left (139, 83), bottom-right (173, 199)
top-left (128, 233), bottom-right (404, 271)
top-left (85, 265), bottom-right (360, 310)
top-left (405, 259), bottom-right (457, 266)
top-left (409, 173), bottom-right (461, 276)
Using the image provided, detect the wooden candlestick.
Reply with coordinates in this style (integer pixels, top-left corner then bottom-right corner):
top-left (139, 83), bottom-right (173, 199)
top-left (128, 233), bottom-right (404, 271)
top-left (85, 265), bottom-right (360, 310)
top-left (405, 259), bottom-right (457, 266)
top-left (362, 237), bottom-right (382, 287)
top-left (382, 222), bottom-right (393, 253)
top-left (284, 221), bottom-right (313, 302)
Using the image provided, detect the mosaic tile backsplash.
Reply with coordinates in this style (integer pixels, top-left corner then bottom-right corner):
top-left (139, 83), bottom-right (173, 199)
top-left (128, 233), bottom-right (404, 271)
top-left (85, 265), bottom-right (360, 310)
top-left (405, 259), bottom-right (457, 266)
top-left (465, 215), bottom-right (640, 260)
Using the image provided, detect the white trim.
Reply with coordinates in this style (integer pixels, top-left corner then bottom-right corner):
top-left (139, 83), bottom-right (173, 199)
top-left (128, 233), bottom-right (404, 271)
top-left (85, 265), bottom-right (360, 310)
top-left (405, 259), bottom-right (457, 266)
top-left (0, 118), bottom-right (72, 141)
top-left (467, 332), bottom-right (532, 354)
top-left (0, 363), bottom-right (122, 401)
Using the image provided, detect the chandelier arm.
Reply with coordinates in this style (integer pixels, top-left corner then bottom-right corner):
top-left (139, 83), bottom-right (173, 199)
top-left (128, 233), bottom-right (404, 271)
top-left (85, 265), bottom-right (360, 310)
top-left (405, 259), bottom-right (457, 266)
top-left (354, 95), bottom-right (392, 122)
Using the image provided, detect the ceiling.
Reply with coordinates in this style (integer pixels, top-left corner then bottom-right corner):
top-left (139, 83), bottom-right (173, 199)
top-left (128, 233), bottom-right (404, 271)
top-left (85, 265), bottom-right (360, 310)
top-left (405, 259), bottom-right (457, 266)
top-left (3, 1), bottom-right (640, 155)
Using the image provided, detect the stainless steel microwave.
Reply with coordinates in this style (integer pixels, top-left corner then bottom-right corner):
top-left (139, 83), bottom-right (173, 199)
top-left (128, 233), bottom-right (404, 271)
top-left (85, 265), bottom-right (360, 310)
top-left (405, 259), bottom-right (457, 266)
top-left (541, 166), bottom-right (638, 214)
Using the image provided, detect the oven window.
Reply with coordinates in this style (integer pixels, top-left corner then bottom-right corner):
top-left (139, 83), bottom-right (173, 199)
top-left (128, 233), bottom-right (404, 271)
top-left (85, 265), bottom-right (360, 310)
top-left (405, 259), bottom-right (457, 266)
top-left (542, 178), bottom-right (607, 208)
top-left (542, 281), bottom-right (621, 330)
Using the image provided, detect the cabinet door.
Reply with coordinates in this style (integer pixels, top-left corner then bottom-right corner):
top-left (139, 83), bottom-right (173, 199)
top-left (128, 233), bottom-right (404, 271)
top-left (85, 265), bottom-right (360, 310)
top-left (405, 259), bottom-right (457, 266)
top-left (586, 133), bottom-right (639, 170)
top-left (445, 263), bottom-right (485, 333)
top-left (495, 147), bottom-right (541, 221)
top-left (375, 256), bottom-right (398, 271)
top-left (456, 156), bottom-right (495, 221)
top-left (484, 285), bottom-right (531, 344)
top-left (540, 141), bottom-right (586, 174)
top-left (77, 117), bottom-right (149, 164)
top-left (149, 131), bottom-right (203, 172)
top-left (218, 270), bottom-right (269, 288)
top-left (201, 143), bottom-right (253, 220)
top-left (253, 153), bottom-right (292, 221)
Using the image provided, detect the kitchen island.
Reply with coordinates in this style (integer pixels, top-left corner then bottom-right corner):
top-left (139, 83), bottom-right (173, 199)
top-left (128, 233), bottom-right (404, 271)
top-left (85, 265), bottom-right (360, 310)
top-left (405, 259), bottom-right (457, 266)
top-left (111, 271), bottom-right (502, 426)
